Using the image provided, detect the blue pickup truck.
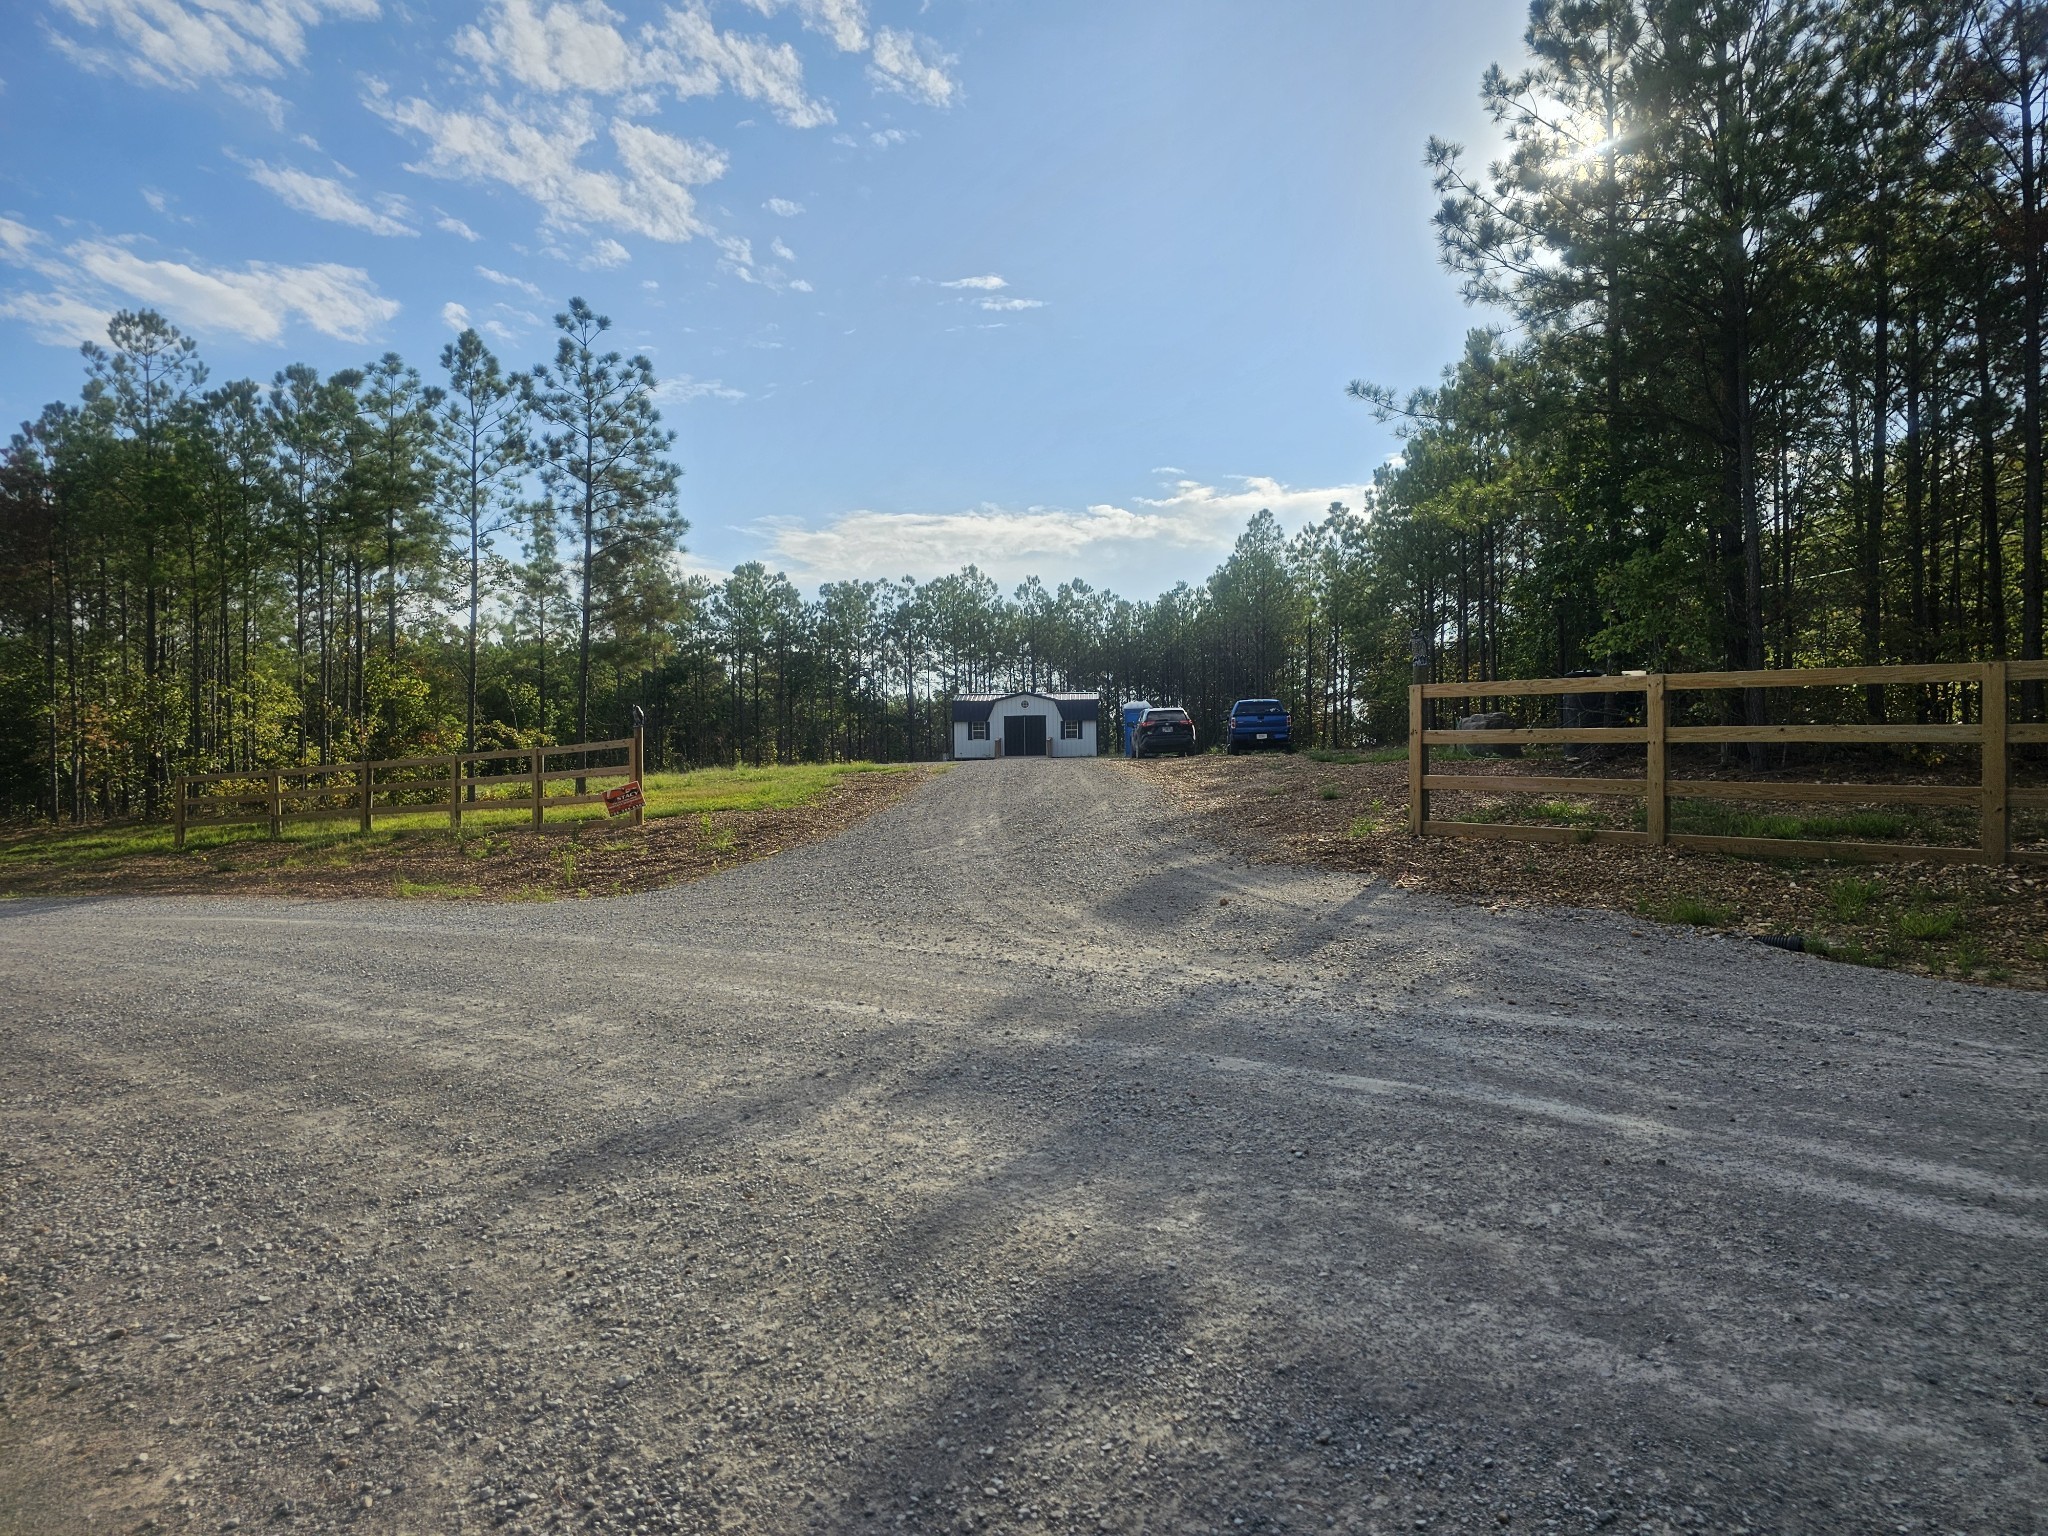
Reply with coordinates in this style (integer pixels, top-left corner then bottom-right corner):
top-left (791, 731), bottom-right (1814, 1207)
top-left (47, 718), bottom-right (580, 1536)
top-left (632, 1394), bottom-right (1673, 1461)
top-left (1225, 698), bottom-right (1292, 754)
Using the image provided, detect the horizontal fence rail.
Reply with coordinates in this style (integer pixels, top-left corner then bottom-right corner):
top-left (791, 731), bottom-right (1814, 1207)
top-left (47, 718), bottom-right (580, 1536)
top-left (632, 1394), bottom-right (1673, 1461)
top-left (174, 731), bottom-right (644, 847)
top-left (1408, 661), bottom-right (2048, 867)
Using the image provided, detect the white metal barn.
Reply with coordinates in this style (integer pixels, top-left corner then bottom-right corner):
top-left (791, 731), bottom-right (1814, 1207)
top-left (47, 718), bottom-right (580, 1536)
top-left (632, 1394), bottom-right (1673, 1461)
top-left (949, 691), bottom-right (1100, 759)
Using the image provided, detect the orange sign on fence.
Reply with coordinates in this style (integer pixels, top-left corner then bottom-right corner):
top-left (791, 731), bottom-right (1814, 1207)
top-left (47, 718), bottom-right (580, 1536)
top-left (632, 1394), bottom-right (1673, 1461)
top-left (604, 780), bottom-right (645, 817)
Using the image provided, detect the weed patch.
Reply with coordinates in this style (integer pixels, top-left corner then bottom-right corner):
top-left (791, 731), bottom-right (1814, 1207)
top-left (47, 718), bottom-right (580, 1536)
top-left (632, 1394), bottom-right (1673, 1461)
top-left (1896, 905), bottom-right (1961, 941)
top-left (1644, 895), bottom-right (1732, 926)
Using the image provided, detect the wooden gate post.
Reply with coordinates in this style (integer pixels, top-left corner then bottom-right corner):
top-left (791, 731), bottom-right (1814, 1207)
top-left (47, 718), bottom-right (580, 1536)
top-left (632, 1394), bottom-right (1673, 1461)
top-left (268, 770), bottom-right (282, 840)
top-left (360, 760), bottom-right (372, 834)
top-left (174, 776), bottom-right (187, 849)
top-left (1646, 674), bottom-right (1669, 846)
top-left (532, 747), bottom-right (545, 830)
top-left (1408, 683), bottom-right (1427, 835)
top-left (449, 755), bottom-right (463, 831)
top-left (631, 725), bottom-right (645, 827)
top-left (1982, 661), bottom-right (2009, 864)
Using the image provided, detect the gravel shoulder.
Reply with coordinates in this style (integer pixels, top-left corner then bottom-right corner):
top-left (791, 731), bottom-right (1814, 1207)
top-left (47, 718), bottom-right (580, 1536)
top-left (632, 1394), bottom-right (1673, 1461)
top-left (3, 757), bottom-right (2044, 1535)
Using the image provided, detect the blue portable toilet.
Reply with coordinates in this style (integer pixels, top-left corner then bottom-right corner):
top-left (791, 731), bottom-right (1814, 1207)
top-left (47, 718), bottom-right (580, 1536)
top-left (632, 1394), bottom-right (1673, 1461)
top-left (1120, 698), bottom-right (1152, 757)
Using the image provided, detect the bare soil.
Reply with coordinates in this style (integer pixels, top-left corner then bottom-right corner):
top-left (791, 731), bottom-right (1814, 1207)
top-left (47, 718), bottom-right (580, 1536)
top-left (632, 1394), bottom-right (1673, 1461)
top-left (3, 758), bottom-right (2044, 1536)
top-left (1136, 752), bottom-right (2048, 989)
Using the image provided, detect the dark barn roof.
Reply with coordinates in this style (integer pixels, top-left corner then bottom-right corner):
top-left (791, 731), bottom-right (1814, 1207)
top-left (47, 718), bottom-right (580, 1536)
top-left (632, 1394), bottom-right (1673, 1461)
top-left (950, 691), bottom-right (1100, 724)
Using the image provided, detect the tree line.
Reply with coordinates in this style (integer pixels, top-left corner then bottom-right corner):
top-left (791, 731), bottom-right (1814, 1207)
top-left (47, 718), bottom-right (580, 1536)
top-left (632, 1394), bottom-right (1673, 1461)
top-left (2, 0), bottom-right (2043, 823)
top-left (1353, 0), bottom-right (2045, 726)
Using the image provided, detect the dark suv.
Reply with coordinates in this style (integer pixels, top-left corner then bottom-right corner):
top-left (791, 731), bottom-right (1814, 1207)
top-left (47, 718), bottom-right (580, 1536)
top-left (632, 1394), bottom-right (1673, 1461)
top-left (1131, 706), bottom-right (1197, 757)
top-left (1226, 698), bottom-right (1292, 753)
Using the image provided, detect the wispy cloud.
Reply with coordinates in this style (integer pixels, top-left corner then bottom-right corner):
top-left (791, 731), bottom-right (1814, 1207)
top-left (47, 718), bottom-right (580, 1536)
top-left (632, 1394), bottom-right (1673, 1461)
top-left (867, 26), bottom-right (957, 108)
top-left (656, 373), bottom-right (746, 403)
top-left (369, 88), bottom-right (726, 244)
top-left (437, 212), bottom-right (482, 240)
top-left (45, 0), bottom-right (380, 92)
top-left (241, 159), bottom-right (417, 236)
top-left (477, 264), bottom-right (543, 297)
top-left (740, 0), bottom-right (868, 53)
top-left (453, 0), bottom-right (834, 128)
top-left (0, 218), bottom-right (399, 346)
top-left (768, 476), bottom-right (1362, 585)
top-left (442, 300), bottom-right (472, 330)
top-left (940, 274), bottom-right (1005, 290)
top-left (763, 197), bottom-right (804, 217)
top-left (980, 296), bottom-right (1043, 311)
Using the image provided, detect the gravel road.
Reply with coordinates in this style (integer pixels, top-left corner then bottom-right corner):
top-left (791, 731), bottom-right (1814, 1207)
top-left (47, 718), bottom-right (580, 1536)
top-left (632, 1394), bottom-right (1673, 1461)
top-left (3, 758), bottom-right (2044, 1536)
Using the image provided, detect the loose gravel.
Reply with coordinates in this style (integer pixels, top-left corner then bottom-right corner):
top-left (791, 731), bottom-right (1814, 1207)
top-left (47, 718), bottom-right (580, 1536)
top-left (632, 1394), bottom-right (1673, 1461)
top-left (2, 757), bottom-right (2044, 1535)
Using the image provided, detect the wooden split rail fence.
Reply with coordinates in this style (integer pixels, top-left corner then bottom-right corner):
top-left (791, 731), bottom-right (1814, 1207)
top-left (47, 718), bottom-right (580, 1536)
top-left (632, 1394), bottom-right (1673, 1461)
top-left (1408, 661), bottom-right (2048, 866)
top-left (174, 731), bottom-right (645, 848)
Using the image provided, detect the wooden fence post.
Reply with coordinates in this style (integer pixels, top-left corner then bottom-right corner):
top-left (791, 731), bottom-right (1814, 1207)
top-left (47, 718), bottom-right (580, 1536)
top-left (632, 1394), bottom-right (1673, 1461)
top-left (1982, 660), bottom-right (2008, 864)
top-left (360, 761), bottom-right (372, 834)
top-left (631, 726), bottom-right (645, 827)
top-left (449, 756), bottom-right (463, 831)
top-left (532, 748), bottom-right (545, 830)
top-left (174, 776), bottom-right (187, 849)
top-left (268, 770), bottom-right (282, 840)
top-left (1408, 683), bottom-right (1427, 834)
top-left (1646, 674), bottom-right (1668, 847)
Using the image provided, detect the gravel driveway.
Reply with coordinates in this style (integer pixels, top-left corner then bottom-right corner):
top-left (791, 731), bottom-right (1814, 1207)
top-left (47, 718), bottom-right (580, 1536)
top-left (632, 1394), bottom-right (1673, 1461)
top-left (3, 758), bottom-right (2043, 1535)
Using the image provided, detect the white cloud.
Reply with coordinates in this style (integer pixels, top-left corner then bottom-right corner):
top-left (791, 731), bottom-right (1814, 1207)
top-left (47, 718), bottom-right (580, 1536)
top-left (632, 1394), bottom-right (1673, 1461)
top-left (869, 127), bottom-right (907, 147)
top-left (763, 197), bottom-right (804, 217)
top-left (768, 477), bottom-right (1361, 585)
top-left (477, 264), bottom-right (544, 297)
top-left (980, 296), bottom-right (1043, 311)
top-left (140, 187), bottom-right (170, 214)
top-left (453, 0), bottom-right (833, 128)
top-left (437, 212), bottom-right (482, 240)
top-left (655, 373), bottom-right (745, 402)
top-left (715, 232), bottom-right (803, 291)
top-left (741, 0), bottom-right (867, 53)
top-left (867, 27), bottom-right (957, 108)
top-left (584, 236), bottom-right (631, 268)
top-left (0, 217), bottom-right (46, 263)
top-left (46, 0), bottom-right (379, 91)
top-left (940, 274), bottom-right (1005, 290)
top-left (769, 237), bottom-right (795, 262)
top-left (0, 289), bottom-right (116, 346)
top-left (0, 217), bottom-right (398, 345)
top-left (242, 160), bottom-right (417, 236)
top-left (371, 89), bottom-right (726, 243)
top-left (442, 300), bottom-right (472, 329)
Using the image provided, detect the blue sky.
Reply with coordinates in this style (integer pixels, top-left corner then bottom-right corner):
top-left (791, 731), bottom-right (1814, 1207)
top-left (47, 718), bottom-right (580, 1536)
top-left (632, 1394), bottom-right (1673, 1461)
top-left (0, 0), bottom-right (1531, 597)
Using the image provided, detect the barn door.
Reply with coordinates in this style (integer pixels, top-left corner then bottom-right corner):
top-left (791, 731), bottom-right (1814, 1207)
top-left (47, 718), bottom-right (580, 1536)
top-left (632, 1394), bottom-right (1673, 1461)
top-left (1023, 715), bottom-right (1047, 756)
top-left (1003, 716), bottom-right (1029, 757)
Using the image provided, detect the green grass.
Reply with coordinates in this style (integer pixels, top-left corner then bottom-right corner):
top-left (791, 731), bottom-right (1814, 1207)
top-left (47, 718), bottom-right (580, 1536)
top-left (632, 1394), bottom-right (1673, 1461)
top-left (1317, 783), bottom-right (1345, 800)
top-left (1642, 895), bottom-right (1733, 926)
top-left (0, 761), bottom-right (909, 883)
top-left (1668, 798), bottom-right (1940, 844)
top-left (1895, 905), bottom-right (1961, 941)
top-left (1828, 875), bottom-right (1883, 921)
top-left (1463, 796), bottom-right (1612, 828)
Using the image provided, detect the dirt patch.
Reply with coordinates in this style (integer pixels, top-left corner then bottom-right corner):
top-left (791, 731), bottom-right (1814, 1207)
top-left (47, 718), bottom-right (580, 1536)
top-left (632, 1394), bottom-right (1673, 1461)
top-left (1133, 753), bottom-right (2048, 989)
top-left (0, 766), bottom-right (934, 902)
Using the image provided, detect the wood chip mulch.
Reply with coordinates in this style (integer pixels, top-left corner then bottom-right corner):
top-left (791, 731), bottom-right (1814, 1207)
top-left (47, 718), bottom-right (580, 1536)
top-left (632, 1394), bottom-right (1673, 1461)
top-left (0, 767), bottom-right (935, 903)
top-left (1131, 754), bottom-right (2048, 991)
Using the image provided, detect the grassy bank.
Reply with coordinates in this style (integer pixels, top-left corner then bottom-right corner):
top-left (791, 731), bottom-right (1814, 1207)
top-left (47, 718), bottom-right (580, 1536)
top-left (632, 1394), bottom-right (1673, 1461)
top-left (0, 763), bottom-right (920, 898)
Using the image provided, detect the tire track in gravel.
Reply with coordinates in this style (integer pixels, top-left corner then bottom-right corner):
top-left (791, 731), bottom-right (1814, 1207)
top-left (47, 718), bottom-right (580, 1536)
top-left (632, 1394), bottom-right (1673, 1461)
top-left (3, 757), bottom-right (2044, 1536)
